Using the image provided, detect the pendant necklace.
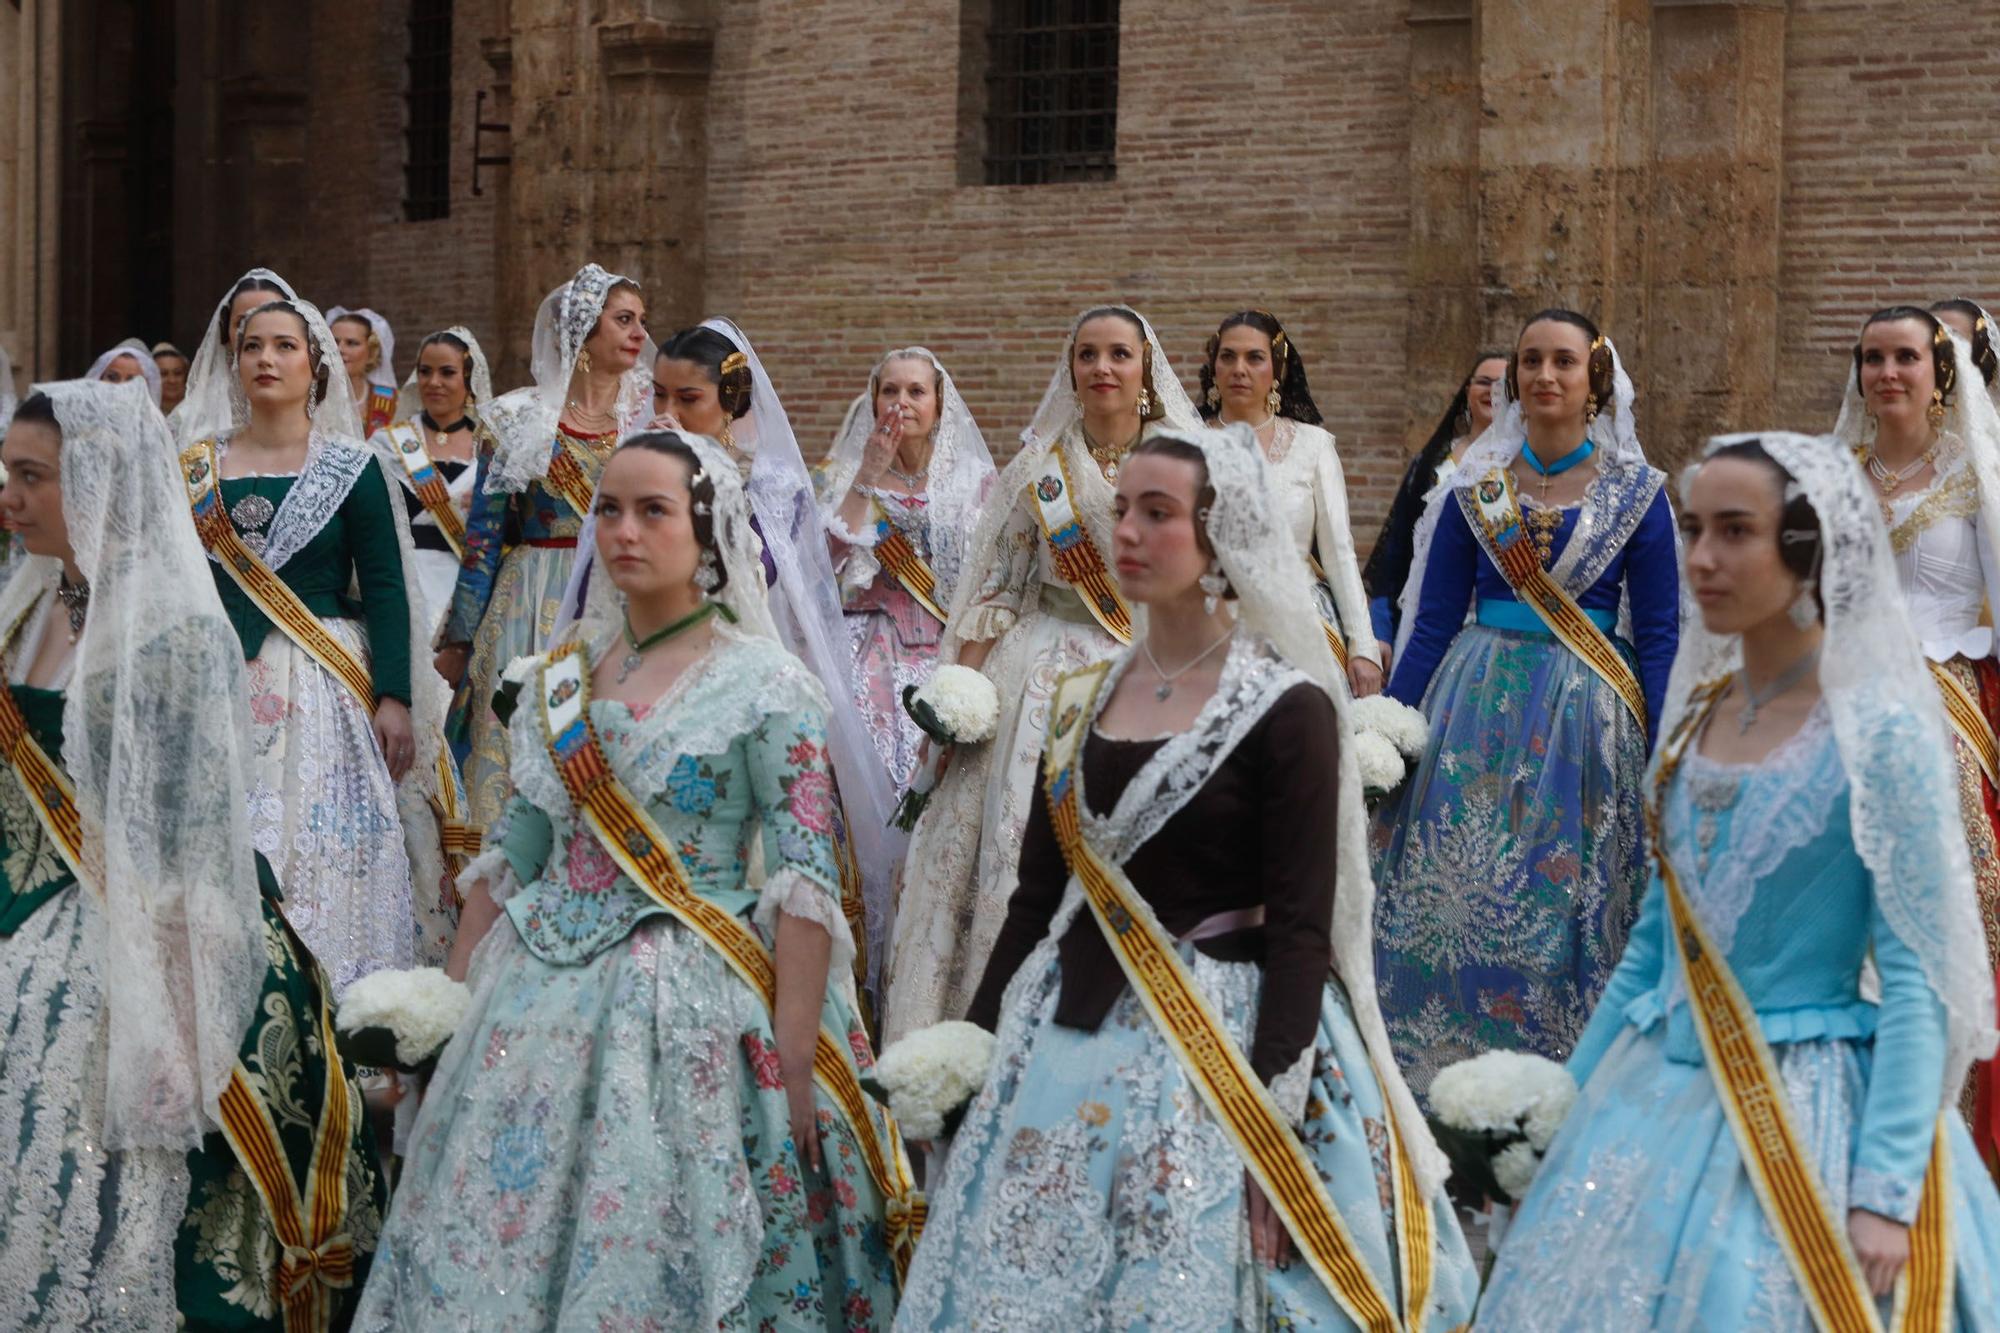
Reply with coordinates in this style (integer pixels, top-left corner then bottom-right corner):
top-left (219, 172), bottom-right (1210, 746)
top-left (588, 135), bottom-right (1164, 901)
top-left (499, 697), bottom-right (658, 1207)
top-left (619, 602), bottom-right (718, 684)
top-left (1140, 625), bottom-right (1235, 701)
top-left (1735, 645), bottom-right (1820, 735)
top-left (1865, 443), bottom-right (1935, 496)
top-left (55, 573), bottom-right (89, 644)
top-left (1519, 438), bottom-right (1595, 560)
top-left (1082, 423), bottom-right (1143, 484)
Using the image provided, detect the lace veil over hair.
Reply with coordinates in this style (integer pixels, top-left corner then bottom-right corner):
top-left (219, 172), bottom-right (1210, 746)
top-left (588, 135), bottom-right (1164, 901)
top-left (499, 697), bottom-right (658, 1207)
top-left (818, 347), bottom-right (997, 601)
top-left (1162, 421), bottom-right (1449, 1196)
top-left (1670, 433), bottom-right (1998, 1101)
top-left (1392, 332), bottom-right (1650, 666)
top-left (174, 266), bottom-right (300, 446)
top-left (0, 341), bottom-right (16, 433)
top-left (482, 262), bottom-right (657, 496)
top-left (392, 326), bottom-right (495, 426)
top-left (0, 378), bottom-right (265, 1150)
top-left (325, 305), bottom-right (400, 399)
top-left (940, 305), bottom-right (1201, 661)
top-left (84, 338), bottom-right (162, 408)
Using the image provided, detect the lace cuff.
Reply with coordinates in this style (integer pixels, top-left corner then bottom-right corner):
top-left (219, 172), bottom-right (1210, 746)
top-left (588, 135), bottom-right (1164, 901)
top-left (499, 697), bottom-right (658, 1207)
top-left (456, 849), bottom-right (522, 907)
top-left (824, 508), bottom-right (879, 550)
top-left (955, 604), bottom-right (1017, 645)
top-left (1849, 1165), bottom-right (1923, 1225)
top-left (836, 545), bottom-right (883, 600)
top-left (1266, 1047), bottom-right (1314, 1127)
top-left (752, 867), bottom-right (857, 979)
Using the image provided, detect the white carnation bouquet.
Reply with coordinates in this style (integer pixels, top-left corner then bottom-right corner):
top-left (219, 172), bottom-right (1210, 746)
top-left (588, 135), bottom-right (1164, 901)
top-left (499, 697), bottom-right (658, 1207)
top-left (335, 966), bottom-right (472, 1075)
top-left (1349, 694), bottom-right (1428, 803)
top-left (891, 665), bottom-right (1001, 830)
top-left (1426, 1049), bottom-right (1577, 1206)
top-left (862, 1020), bottom-right (997, 1140)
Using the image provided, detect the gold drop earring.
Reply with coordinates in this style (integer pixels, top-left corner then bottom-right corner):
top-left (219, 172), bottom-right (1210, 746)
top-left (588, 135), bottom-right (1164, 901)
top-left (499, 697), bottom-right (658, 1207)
top-left (576, 348), bottom-right (593, 377)
top-left (1265, 385), bottom-right (1282, 416)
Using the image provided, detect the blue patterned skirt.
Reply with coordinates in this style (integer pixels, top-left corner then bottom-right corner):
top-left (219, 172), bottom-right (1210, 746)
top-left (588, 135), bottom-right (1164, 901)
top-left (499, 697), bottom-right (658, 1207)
top-left (1371, 624), bottom-right (1649, 1094)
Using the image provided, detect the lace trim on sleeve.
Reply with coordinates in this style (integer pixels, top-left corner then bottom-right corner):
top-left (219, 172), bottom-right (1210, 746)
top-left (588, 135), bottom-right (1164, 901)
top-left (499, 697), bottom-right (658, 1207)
top-left (1849, 1165), bottom-right (1923, 1225)
top-left (456, 848), bottom-right (523, 907)
top-left (752, 865), bottom-right (857, 978)
top-left (954, 603), bottom-right (1019, 645)
top-left (824, 507), bottom-right (879, 550)
top-left (1266, 1046), bottom-right (1314, 1127)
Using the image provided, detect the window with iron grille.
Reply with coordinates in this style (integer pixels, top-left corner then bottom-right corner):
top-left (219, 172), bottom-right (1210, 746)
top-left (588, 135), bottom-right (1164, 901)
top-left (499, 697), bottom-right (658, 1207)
top-left (404, 0), bottom-right (453, 221)
top-left (982, 0), bottom-right (1118, 186)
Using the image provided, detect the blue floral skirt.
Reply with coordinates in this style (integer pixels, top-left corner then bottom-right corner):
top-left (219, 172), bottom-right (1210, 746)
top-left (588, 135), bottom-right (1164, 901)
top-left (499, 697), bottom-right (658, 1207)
top-left (895, 927), bottom-right (1478, 1331)
top-left (1371, 624), bottom-right (1649, 1094)
top-left (1477, 1024), bottom-right (2000, 1331)
top-left (353, 912), bottom-right (899, 1332)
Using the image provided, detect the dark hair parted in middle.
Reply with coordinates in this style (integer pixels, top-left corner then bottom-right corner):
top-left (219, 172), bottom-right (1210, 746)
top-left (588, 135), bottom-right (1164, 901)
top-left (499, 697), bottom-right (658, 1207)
top-left (236, 301), bottom-right (333, 410)
top-left (1071, 306), bottom-right (1167, 423)
top-left (656, 328), bottom-right (754, 420)
top-left (1198, 309), bottom-right (1324, 426)
top-left (613, 429), bottom-right (731, 595)
top-left (1854, 305), bottom-right (1959, 415)
top-left (1506, 307), bottom-right (1616, 415)
top-left (417, 330), bottom-right (477, 391)
top-left (1703, 436), bottom-right (1825, 622)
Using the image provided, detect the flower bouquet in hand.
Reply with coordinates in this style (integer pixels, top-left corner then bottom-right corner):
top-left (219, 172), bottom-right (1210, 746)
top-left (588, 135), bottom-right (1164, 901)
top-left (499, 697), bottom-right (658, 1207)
top-left (1425, 1049), bottom-right (1577, 1209)
top-left (1350, 694), bottom-right (1428, 808)
top-left (862, 1020), bottom-right (998, 1141)
top-left (890, 665), bottom-right (1000, 831)
top-left (335, 966), bottom-right (472, 1078)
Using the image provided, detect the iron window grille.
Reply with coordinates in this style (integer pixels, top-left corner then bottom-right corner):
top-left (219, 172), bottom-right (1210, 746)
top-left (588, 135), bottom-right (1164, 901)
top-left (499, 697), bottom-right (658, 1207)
top-left (983, 0), bottom-right (1118, 186)
top-left (404, 0), bottom-right (453, 220)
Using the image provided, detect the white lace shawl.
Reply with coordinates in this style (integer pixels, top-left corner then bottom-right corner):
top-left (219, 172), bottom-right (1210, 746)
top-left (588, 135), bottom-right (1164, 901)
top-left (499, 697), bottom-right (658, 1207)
top-left (1665, 432), bottom-right (1998, 1102)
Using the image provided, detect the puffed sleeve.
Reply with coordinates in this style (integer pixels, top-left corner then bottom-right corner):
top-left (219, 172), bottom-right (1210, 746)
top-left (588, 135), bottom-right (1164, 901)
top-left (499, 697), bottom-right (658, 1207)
top-left (964, 752), bottom-right (1070, 1032)
top-left (1566, 871), bottom-right (1668, 1084)
top-left (443, 441), bottom-right (509, 647)
top-left (343, 457), bottom-right (412, 704)
top-left (453, 795), bottom-right (552, 907)
top-left (1309, 436), bottom-right (1381, 666)
top-left (1850, 890), bottom-right (1951, 1223)
top-left (745, 703), bottom-right (856, 977)
top-left (1620, 488), bottom-right (1681, 748)
top-left (951, 485), bottom-right (1039, 645)
top-left (1248, 683), bottom-right (1339, 1086)
top-left (1387, 498), bottom-right (1478, 707)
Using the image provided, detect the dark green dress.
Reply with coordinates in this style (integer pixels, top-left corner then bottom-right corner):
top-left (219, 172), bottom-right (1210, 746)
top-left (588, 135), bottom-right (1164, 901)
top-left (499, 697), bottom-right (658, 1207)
top-left (0, 684), bottom-right (386, 1329)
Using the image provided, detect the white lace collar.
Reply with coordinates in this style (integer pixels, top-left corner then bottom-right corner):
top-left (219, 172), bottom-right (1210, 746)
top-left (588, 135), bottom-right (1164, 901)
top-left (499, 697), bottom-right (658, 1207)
top-left (215, 431), bottom-right (373, 572)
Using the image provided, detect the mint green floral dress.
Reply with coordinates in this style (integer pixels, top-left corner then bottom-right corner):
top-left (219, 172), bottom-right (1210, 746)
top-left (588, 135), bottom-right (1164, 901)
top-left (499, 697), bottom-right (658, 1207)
top-left (354, 629), bottom-right (899, 1331)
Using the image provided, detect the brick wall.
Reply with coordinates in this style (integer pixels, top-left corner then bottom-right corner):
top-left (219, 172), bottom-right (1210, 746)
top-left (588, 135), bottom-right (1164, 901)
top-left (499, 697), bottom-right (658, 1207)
top-left (1774, 1), bottom-right (2000, 432)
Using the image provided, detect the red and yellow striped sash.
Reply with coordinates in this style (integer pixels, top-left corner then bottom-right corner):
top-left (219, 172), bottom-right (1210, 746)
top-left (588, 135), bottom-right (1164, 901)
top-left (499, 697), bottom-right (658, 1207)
top-left (1467, 468), bottom-right (1646, 728)
top-left (1041, 662), bottom-right (1432, 1333)
top-left (1030, 448), bottom-right (1134, 645)
top-left (1928, 659), bottom-right (2000, 791)
top-left (871, 498), bottom-right (948, 624)
top-left (180, 440), bottom-right (378, 714)
top-left (543, 429), bottom-right (613, 521)
top-left (1306, 554), bottom-right (1353, 672)
top-left (216, 967), bottom-right (357, 1333)
top-left (536, 643), bottom-right (922, 1281)
top-left (382, 422), bottom-right (468, 560)
top-left (1652, 685), bottom-right (1952, 1333)
top-left (0, 644), bottom-right (91, 894)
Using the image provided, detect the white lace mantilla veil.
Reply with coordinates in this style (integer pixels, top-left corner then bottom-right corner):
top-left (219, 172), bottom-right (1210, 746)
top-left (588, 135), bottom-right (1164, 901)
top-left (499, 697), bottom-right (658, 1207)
top-left (390, 325), bottom-right (495, 425)
top-left (214, 297), bottom-right (452, 789)
top-left (817, 347), bottom-right (998, 600)
top-left (938, 305), bottom-right (1202, 660)
top-left (1391, 333), bottom-right (1652, 667)
top-left (325, 305), bottom-right (400, 399)
top-left (707, 317), bottom-right (904, 968)
top-left (0, 379), bottom-right (264, 1150)
top-left (173, 266), bottom-right (301, 447)
top-left (0, 341), bottom-right (16, 432)
top-left (1161, 423), bottom-right (1450, 1197)
top-left (1831, 321), bottom-right (2000, 575)
top-left (1669, 432), bottom-right (1998, 1101)
top-left (84, 337), bottom-right (162, 408)
top-left (482, 262), bottom-right (657, 496)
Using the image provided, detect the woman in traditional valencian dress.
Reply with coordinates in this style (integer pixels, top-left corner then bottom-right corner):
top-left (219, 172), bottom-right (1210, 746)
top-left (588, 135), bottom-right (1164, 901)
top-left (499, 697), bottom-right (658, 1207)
top-left (640, 320), bottom-right (905, 987)
top-left (85, 336), bottom-right (163, 407)
top-left (439, 263), bottom-right (653, 831)
top-left (1834, 305), bottom-right (2000, 1182)
top-left (1934, 297), bottom-right (2000, 412)
top-left (0, 380), bottom-right (384, 1330)
top-left (188, 296), bottom-right (456, 983)
top-left (175, 268), bottom-right (298, 446)
top-left (328, 307), bottom-right (401, 437)
top-left (817, 348), bottom-right (996, 789)
top-left (882, 306), bottom-right (1201, 1044)
top-left (1477, 433), bottom-right (2000, 1330)
top-left (1372, 309), bottom-right (1679, 1093)
top-left (368, 327), bottom-right (493, 642)
top-left (1364, 350), bottom-right (1509, 651)
top-left (900, 425), bottom-right (1477, 1330)
top-left (1198, 310), bottom-right (1383, 695)
top-left (356, 430), bottom-right (914, 1331)
top-left (154, 341), bottom-right (190, 415)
